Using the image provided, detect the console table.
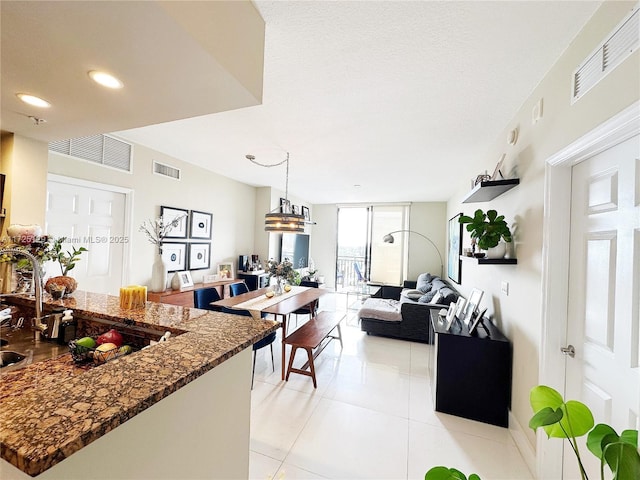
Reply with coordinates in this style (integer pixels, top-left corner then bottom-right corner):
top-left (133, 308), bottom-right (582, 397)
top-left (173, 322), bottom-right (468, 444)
top-left (147, 280), bottom-right (242, 307)
top-left (429, 309), bottom-right (512, 427)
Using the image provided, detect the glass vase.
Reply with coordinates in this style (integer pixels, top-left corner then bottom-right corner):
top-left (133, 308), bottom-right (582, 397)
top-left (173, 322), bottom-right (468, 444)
top-left (274, 276), bottom-right (284, 296)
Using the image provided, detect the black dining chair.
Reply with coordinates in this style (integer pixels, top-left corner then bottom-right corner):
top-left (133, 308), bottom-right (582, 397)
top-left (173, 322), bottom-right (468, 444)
top-left (193, 287), bottom-right (222, 311)
top-left (292, 280), bottom-right (320, 326)
top-left (229, 282), bottom-right (249, 297)
top-left (222, 306), bottom-right (276, 388)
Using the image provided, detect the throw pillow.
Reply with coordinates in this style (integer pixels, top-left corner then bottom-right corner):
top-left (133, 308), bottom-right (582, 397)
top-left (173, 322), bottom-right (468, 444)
top-left (418, 290), bottom-right (438, 303)
top-left (401, 289), bottom-right (424, 300)
top-left (428, 292), bottom-right (443, 304)
top-left (416, 273), bottom-right (433, 292)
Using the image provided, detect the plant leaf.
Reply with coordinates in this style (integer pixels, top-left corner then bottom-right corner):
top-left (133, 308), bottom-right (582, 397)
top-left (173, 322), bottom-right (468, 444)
top-left (620, 430), bottom-right (638, 448)
top-left (530, 385), bottom-right (564, 411)
top-left (468, 475), bottom-right (482, 480)
top-left (602, 441), bottom-right (640, 480)
top-left (587, 424), bottom-right (618, 458)
top-left (425, 466), bottom-right (468, 480)
top-left (529, 407), bottom-right (563, 432)
top-left (487, 210), bottom-right (497, 221)
top-left (560, 400), bottom-right (594, 438)
top-left (529, 386), bottom-right (593, 439)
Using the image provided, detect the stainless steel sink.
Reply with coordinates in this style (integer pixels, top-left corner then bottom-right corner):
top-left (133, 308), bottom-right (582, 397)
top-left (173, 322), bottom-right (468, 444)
top-left (0, 350), bottom-right (26, 368)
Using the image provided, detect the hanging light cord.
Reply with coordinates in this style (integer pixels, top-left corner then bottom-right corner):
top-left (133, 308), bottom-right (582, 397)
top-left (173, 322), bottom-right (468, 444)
top-left (246, 152), bottom-right (290, 202)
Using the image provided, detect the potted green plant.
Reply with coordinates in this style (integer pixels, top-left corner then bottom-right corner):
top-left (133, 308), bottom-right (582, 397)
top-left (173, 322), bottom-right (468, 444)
top-left (424, 385), bottom-right (639, 480)
top-left (459, 209), bottom-right (512, 258)
top-left (44, 237), bottom-right (88, 296)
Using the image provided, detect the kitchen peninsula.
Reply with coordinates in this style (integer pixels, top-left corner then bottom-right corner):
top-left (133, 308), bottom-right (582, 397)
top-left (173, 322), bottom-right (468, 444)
top-left (0, 291), bottom-right (279, 479)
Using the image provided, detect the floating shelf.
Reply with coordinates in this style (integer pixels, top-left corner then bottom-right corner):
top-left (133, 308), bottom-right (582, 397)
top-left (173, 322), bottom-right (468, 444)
top-left (462, 178), bottom-right (520, 203)
top-left (461, 255), bottom-right (517, 265)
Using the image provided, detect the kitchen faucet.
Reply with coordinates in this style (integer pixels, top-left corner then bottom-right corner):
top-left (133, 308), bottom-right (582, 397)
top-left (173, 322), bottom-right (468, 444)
top-left (0, 248), bottom-right (44, 330)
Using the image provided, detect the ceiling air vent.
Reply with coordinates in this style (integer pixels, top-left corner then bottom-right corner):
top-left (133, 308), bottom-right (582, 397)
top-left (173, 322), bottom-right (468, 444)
top-left (572, 5), bottom-right (639, 103)
top-left (49, 134), bottom-right (132, 172)
top-left (153, 161), bottom-right (181, 180)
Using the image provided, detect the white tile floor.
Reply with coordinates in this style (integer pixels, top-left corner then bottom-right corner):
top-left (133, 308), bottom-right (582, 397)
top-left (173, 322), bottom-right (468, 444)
top-left (249, 294), bottom-right (533, 480)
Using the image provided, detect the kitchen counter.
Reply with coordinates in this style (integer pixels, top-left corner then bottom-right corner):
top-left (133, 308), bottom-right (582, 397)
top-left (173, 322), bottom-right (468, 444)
top-left (0, 291), bottom-right (279, 477)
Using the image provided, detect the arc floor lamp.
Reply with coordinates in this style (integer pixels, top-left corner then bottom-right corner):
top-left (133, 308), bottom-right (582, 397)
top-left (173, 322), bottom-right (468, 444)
top-left (382, 230), bottom-right (444, 278)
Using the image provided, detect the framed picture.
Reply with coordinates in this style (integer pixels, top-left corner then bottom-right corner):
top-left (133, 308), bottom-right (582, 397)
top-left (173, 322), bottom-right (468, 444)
top-left (217, 262), bottom-right (234, 280)
top-left (172, 271), bottom-right (194, 290)
top-left (291, 204), bottom-right (299, 215)
top-left (464, 288), bottom-right (484, 325)
top-left (302, 205), bottom-right (310, 220)
top-left (161, 242), bottom-right (187, 272)
top-left (188, 243), bottom-right (211, 270)
top-left (454, 296), bottom-right (466, 319)
top-left (448, 213), bottom-right (463, 284)
top-left (468, 307), bottom-right (488, 335)
top-left (279, 197), bottom-right (290, 213)
top-left (190, 210), bottom-right (212, 239)
top-left (160, 206), bottom-right (189, 239)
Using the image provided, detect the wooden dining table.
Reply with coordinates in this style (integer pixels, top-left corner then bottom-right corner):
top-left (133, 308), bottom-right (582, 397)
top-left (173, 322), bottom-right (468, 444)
top-left (212, 286), bottom-right (327, 380)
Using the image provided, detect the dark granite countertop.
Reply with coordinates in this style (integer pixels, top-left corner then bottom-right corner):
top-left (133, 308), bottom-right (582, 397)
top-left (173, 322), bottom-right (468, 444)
top-left (0, 291), bottom-right (279, 476)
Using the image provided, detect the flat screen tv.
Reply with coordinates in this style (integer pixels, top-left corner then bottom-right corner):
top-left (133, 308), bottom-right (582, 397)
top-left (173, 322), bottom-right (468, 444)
top-left (281, 233), bottom-right (310, 269)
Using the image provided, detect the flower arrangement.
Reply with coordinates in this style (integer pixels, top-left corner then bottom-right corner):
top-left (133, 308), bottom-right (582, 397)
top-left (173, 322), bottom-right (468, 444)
top-left (139, 214), bottom-right (187, 252)
top-left (266, 258), bottom-right (297, 283)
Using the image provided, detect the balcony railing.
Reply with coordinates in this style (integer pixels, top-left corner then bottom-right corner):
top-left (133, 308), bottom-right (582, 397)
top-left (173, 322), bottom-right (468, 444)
top-left (335, 255), bottom-right (366, 291)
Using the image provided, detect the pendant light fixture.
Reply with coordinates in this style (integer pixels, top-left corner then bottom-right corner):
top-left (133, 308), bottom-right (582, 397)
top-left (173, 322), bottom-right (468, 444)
top-left (246, 152), bottom-right (307, 233)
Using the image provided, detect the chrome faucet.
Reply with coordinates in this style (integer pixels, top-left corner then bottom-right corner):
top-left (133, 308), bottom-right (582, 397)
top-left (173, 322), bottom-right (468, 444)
top-left (0, 248), bottom-right (43, 329)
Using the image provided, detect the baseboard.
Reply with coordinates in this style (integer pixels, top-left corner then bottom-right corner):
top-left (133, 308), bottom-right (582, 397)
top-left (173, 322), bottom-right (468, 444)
top-left (509, 411), bottom-right (537, 478)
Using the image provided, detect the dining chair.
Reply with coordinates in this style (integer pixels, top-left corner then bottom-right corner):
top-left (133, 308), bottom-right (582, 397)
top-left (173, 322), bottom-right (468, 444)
top-left (292, 280), bottom-right (319, 326)
top-left (193, 287), bottom-right (222, 311)
top-left (229, 282), bottom-right (249, 297)
top-left (221, 306), bottom-right (276, 388)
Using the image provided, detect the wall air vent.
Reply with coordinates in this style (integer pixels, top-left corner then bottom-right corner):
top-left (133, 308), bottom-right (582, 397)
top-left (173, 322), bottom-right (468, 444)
top-left (49, 134), bottom-right (132, 172)
top-left (153, 161), bottom-right (181, 180)
top-left (572, 5), bottom-right (639, 103)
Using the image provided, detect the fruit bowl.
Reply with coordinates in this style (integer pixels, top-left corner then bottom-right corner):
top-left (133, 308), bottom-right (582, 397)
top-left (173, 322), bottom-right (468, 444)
top-left (68, 339), bottom-right (132, 364)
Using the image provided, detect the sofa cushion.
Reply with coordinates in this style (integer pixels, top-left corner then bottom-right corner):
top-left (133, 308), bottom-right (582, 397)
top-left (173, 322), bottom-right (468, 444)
top-left (418, 290), bottom-right (438, 303)
top-left (358, 298), bottom-right (402, 322)
top-left (401, 289), bottom-right (424, 301)
top-left (431, 278), bottom-right (447, 292)
top-left (416, 273), bottom-right (434, 293)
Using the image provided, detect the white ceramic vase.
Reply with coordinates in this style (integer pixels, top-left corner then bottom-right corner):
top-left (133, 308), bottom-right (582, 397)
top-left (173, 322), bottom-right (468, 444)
top-left (150, 252), bottom-right (168, 292)
top-left (486, 241), bottom-right (507, 259)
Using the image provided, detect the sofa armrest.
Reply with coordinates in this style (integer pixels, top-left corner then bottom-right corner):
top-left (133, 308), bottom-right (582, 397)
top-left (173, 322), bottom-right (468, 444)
top-left (403, 280), bottom-right (417, 289)
top-left (372, 285), bottom-right (403, 300)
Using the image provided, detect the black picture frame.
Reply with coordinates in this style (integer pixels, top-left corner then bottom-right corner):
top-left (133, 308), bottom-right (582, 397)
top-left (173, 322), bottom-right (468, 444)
top-left (160, 206), bottom-right (189, 239)
top-left (448, 213), bottom-right (463, 284)
top-left (189, 210), bottom-right (212, 239)
top-left (301, 205), bottom-right (310, 220)
top-left (279, 197), bottom-right (290, 213)
top-left (161, 242), bottom-right (187, 272)
top-left (291, 204), bottom-right (299, 215)
top-left (188, 242), bottom-right (211, 270)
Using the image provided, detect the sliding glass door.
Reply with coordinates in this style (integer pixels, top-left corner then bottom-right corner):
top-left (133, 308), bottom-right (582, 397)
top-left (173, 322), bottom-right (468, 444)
top-left (336, 205), bottom-right (408, 289)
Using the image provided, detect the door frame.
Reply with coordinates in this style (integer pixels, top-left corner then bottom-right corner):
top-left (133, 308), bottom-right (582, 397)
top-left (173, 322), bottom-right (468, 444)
top-left (538, 101), bottom-right (639, 478)
top-left (47, 173), bottom-right (135, 288)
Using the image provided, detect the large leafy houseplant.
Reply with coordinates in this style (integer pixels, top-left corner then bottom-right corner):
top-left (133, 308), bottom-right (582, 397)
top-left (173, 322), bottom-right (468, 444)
top-left (458, 209), bottom-right (512, 251)
top-left (424, 385), bottom-right (639, 480)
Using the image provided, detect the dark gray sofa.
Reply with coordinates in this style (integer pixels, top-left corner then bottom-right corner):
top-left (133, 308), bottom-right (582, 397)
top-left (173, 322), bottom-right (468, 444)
top-left (358, 273), bottom-right (459, 343)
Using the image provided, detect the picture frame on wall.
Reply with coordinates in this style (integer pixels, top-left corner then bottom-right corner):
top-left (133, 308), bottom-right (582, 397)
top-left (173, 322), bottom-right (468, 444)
top-left (301, 205), bottom-right (310, 220)
top-left (161, 242), bottom-right (187, 272)
top-left (188, 243), bottom-right (211, 270)
top-left (291, 204), bottom-right (299, 215)
top-left (190, 210), bottom-right (212, 239)
top-left (217, 262), bottom-right (234, 280)
top-left (448, 213), bottom-right (463, 284)
top-left (279, 197), bottom-right (290, 213)
top-left (160, 206), bottom-right (189, 239)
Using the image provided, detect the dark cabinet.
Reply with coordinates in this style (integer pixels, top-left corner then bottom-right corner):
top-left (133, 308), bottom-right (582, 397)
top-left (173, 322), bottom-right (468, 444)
top-left (238, 272), bottom-right (269, 291)
top-left (429, 310), bottom-right (512, 427)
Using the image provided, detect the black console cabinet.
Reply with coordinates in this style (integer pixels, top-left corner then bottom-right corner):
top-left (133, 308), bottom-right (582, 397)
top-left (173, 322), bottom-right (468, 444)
top-left (238, 272), bottom-right (269, 291)
top-left (429, 310), bottom-right (512, 427)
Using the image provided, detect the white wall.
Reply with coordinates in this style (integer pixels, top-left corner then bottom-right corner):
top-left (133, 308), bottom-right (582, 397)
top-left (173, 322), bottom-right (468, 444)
top-left (48, 141), bottom-right (257, 286)
top-left (446, 0), bottom-right (639, 451)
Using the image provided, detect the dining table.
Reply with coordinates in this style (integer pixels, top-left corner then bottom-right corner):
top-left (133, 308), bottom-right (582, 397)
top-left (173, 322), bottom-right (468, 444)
top-left (212, 285), bottom-right (327, 380)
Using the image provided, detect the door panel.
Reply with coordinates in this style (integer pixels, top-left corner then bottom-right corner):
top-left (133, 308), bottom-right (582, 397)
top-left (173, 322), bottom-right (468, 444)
top-left (46, 179), bottom-right (127, 295)
top-left (566, 135), bottom-right (639, 478)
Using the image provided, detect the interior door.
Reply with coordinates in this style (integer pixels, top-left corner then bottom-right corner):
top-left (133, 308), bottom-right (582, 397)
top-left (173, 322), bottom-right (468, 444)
top-left (45, 177), bottom-right (128, 295)
top-left (565, 135), bottom-right (639, 478)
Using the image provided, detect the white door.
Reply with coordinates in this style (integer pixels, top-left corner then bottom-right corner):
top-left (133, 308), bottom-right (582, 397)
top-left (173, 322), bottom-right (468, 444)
top-left (45, 177), bottom-right (129, 295)
top-left (565, 135), bottom-right (639, 478)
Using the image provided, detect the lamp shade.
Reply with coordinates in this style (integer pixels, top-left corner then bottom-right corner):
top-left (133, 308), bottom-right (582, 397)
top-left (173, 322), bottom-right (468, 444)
top-left (265, 212), bottom-right (305, 233)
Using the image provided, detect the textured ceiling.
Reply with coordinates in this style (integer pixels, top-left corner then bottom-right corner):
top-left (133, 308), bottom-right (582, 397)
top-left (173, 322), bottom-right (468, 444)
top-left (3, 1), bottom-right (602, 204)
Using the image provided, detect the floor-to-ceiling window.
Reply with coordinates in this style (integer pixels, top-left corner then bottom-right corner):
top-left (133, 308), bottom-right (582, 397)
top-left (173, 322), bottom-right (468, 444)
top-left (336, 204), bottom-right (408, 289)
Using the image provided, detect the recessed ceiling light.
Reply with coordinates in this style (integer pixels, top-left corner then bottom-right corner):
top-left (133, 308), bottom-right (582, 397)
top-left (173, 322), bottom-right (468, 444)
top-left (88, 70), bottom-right (123, 89)
top-left (16, 93), bottom-right (51, 108)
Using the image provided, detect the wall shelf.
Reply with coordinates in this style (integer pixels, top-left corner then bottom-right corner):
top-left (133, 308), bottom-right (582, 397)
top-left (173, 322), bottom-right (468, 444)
top-left (462, 178), bottom-right (519, 203)
top-left (461, 255), bottom-right (517, 265)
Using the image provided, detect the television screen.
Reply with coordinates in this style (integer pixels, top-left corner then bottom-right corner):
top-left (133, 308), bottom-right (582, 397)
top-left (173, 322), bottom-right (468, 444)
top-left (281, 233), bottom-right (310, 269)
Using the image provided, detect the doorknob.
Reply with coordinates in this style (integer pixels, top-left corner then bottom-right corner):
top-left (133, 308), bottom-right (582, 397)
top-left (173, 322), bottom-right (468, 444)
top-left (561, 345), bottom-right (575, 358)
